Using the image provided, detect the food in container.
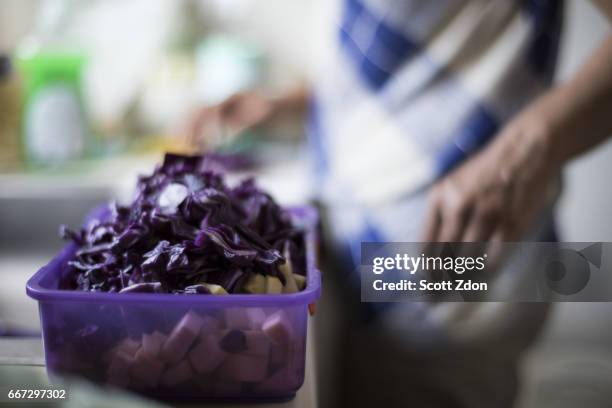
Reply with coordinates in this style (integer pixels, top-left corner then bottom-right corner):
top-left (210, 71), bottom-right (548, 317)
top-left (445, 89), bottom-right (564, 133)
top-left (27, 153), bottom-right (320, 401)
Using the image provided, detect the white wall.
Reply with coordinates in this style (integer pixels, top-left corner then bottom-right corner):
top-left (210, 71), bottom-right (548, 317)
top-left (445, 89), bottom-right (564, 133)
top-left (518, 3), bottom-right (612, 407)
top-left (0, 0), bottom-right (35, 51)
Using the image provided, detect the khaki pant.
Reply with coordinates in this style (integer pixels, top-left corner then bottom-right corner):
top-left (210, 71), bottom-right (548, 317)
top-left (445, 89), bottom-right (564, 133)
top-left (315, 248), bottom-right (549, 408)
top-left (314, 196), bottom-right (556, 408)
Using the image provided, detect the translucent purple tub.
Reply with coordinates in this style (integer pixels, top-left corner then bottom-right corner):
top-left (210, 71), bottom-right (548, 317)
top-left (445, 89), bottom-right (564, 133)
top-left (26, 205), bottom-right (321, 402)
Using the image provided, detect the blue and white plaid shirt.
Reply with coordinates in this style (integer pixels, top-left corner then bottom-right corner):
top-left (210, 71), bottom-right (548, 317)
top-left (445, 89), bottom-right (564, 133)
top-left (309, 0), bottom-right (562, 255)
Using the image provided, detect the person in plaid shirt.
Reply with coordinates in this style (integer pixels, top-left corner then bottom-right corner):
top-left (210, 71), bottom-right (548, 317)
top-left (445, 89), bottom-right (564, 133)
top-left (190, 1), bottom-right (612, 406)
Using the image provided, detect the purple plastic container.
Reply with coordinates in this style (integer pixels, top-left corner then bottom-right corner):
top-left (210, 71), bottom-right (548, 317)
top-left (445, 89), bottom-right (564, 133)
top-left (26, 205), bottom-right (321, 402)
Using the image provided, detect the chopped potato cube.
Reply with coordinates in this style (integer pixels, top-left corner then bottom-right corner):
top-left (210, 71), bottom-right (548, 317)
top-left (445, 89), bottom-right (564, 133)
top-left (243, 273), bottom-right (266, 294)
top-left (203, 283), bottom-right (228, 295)
top-left (265, 276), bottom-right (283, 294)
top-left (294, 274), bottom-right (306, 291)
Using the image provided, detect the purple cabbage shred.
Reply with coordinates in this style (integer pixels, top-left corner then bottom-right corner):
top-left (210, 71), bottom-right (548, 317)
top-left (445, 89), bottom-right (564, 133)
top-left (61, 153), bottom-right (306, 294)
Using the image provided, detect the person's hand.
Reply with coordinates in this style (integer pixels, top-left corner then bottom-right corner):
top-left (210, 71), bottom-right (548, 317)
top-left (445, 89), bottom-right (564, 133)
top-left (186, 90), bottom-right (278, 150)
top-left (421, 108), bottom-right (562, 243)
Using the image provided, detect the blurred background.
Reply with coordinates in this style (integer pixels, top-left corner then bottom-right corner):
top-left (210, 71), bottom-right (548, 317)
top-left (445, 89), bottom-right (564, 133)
top-left (0, 1), bottom-right (611, 407)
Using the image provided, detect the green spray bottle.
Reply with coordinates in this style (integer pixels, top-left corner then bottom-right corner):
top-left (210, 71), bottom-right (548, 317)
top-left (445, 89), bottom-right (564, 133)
top-left (16, 0), bottom-right (89, 168)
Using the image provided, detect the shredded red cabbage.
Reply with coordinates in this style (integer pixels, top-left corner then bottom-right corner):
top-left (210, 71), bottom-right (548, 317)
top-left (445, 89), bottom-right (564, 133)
top-left (61, 153), bottom-right (306, 294)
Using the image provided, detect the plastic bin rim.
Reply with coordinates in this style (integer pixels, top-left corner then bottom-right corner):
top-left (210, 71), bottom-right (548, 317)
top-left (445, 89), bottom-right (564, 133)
top-left (26, 204), bottom-right (321, 307)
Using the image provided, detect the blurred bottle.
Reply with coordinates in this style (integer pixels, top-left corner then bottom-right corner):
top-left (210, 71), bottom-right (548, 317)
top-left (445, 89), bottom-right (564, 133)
top-left (16, 0), bottom-right (89, 167)
top-left (0, 55), bottom-right (23, 171)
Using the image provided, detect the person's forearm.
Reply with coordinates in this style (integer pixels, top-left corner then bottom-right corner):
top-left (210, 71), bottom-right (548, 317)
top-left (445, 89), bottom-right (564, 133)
top-left (269, 82), bottom-right (311, 118)
top-left (538, 34), bottom-right (612, 166)
top-left (422, 5), bottom-right (612, 243)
